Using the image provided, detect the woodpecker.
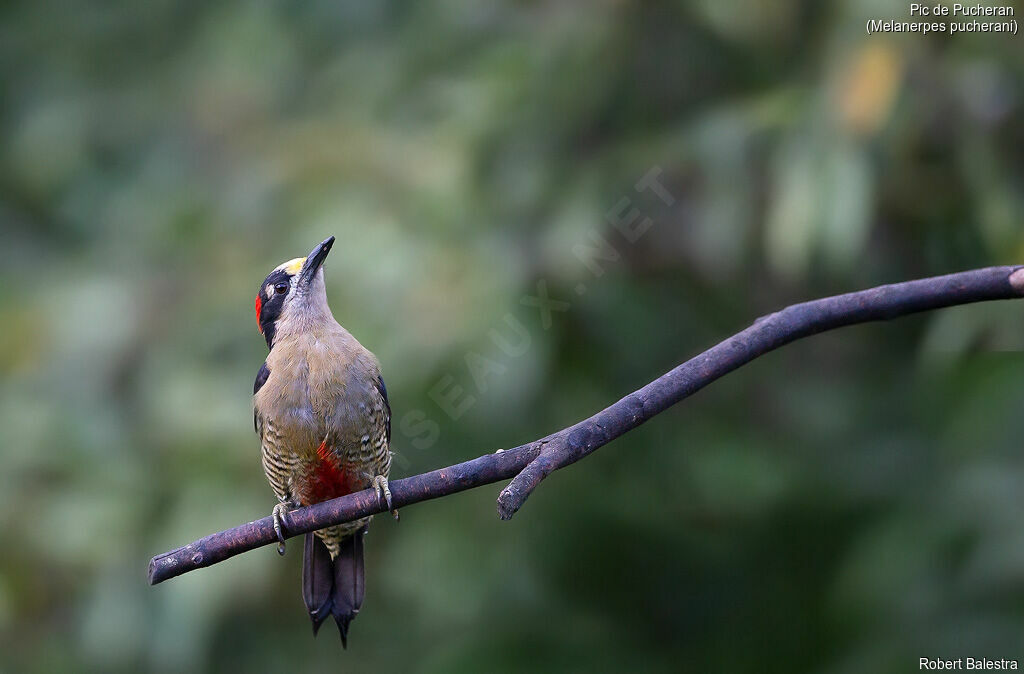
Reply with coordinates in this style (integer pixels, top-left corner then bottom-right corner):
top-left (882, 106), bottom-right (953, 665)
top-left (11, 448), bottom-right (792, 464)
top-left (252, 236), bottom-right (395, 646)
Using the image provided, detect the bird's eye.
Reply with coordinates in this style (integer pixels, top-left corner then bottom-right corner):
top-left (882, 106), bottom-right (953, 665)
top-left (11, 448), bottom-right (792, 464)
top-left (274, 282), bottom-right (289, 295)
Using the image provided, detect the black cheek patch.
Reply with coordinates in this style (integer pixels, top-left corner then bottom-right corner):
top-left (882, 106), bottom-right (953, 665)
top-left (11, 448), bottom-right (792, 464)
top-left (260, 318), bottom-right (278, 350)
top-left (256, 269), bottom-right (291, 349)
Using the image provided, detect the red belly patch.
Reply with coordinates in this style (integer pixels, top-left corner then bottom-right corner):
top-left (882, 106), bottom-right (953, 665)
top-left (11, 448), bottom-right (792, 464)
top-left (301, 438), bottom-right (355, 504)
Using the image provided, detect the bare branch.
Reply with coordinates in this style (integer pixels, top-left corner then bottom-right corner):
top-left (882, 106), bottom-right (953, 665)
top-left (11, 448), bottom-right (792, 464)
top-left (149, 266), bottom-right (1023, 585)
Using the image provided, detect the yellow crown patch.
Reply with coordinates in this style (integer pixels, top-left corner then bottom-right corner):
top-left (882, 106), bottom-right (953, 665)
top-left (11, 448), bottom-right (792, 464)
top-left (275, 257), bottom-right (306, 275)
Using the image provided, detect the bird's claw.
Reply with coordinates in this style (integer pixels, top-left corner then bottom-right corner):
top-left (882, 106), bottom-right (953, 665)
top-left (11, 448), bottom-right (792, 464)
top-left (372, 475), bottom-right (399, 521)
top-left (272, 502), bottom-right (294, 555)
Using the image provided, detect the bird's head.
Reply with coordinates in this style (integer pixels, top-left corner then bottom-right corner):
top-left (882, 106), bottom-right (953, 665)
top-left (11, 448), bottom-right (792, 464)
top-left (255, 236), bottom-right (335, 348)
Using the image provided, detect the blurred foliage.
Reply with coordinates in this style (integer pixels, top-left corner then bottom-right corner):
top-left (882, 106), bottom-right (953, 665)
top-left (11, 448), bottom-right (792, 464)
top-left (1, 1), bottom-right (1024, 672)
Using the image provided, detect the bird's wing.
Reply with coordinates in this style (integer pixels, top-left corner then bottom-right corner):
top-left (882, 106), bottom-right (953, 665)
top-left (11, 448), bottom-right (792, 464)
top-left (361, 371), bottom-right (392, 478)
top-left (253, 361), bottom-right (270, 433)
top-left (254, 361), bottom-right (298, 504)
top-left (323, 366), bottom-right (392, 482)
top-left (374, 373), bottom-right (391, 446)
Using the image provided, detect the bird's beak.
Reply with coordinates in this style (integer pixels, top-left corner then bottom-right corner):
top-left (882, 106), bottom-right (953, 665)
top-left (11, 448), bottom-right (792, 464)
top-left (299, 236), bottom-right (335, 285)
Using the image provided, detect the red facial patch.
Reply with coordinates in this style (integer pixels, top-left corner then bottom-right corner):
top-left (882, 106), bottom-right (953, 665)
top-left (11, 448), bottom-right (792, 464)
top-left (255, 296), bottom-right (263, 334)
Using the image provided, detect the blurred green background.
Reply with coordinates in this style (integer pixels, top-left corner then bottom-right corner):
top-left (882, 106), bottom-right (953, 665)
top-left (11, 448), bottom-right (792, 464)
top-left (2, 1), bottom-right (1024, 672)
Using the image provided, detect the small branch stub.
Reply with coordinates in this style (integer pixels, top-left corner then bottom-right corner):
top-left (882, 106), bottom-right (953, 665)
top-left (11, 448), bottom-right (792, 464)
top-left (1010, 268), bottom-right (1024, 293)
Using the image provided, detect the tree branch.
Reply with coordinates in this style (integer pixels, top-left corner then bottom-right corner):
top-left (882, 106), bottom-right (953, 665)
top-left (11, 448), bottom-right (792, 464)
top-left (149, 266), bottom-right (1024, 586)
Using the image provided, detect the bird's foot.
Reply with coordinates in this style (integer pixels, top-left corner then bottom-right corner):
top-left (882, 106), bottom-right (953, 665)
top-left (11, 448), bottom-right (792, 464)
top-left (372, 475), bottom-right (399, 521)
top-left (272, 501), bottom-right (297, 556)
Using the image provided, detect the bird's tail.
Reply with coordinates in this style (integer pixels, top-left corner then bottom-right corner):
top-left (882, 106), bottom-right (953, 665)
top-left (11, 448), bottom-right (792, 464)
top-left (302, 528), bottom-right (366, 647)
